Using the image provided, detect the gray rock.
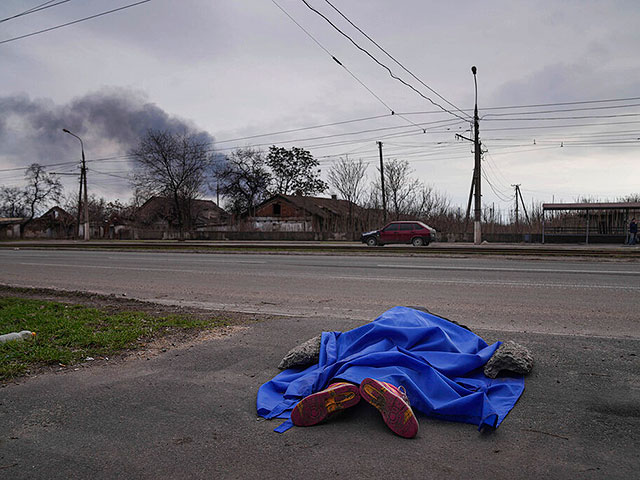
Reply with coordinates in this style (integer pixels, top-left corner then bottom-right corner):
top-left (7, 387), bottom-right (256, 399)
top-left (278, 334), bottom-right (322, 370)
top-left (484, 341), bottom-right (534, 378)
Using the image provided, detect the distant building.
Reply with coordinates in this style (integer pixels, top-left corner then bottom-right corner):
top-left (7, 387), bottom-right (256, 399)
top-left (133, 196), bottom-right (228, 239)
top-left (0, 217), bottom-right (23, 239)
top-left (248, 194), bottom-right (361, 233)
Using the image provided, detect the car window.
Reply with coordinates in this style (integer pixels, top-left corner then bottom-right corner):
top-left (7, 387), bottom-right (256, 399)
top-left (383, 224), bottom-right (399, 231)
top-left (399, 224), bottom-right (413, 230)
top-left (413, 223), bottom-right (423, 230)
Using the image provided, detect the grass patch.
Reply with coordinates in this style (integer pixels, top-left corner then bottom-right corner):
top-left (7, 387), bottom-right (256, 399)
top-left (0, 297), bottom-right (229, 381)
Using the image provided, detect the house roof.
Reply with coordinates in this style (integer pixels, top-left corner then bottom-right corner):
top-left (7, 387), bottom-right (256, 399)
top-left (0, 217), bottom-right (24, 225)
top-left (137, 196), bottom-right (227, 220)
top-left (254, 194), bottom-right (358, 219)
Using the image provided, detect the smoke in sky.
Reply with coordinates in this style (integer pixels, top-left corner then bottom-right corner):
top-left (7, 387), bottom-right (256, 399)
top-left (0, 87), bottom-right (215, 199)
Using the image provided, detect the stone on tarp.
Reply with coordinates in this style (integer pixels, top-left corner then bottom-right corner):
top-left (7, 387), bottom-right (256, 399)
top-left (484, 340), bottom-right (534, 378)
top-left (278, 334), bottom-right (322, 370)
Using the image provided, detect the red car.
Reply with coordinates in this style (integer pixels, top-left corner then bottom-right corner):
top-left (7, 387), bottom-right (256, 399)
top-left (361, 221), bottom-right (435, 247)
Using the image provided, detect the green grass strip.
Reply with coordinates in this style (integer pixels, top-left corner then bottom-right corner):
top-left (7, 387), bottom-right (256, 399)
top-left (0, 297), bottom-right (229, 381)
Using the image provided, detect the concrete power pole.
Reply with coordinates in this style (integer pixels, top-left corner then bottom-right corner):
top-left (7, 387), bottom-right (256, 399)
top-left (63, 129), bottom-right (90, 241)
top-left (76, 169), bottom-right (83, 239)
top-left (472, 66), bottom-right (482, 245)
top-left (81, 147), bottom-right (89, 241)
top-left (512, 184), bottom-right (520, 233)
top-left (377, 141), bottom-right (387, 223)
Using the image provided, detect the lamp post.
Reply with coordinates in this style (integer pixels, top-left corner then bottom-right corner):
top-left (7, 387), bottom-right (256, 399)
top-left (62, 129), bottom-right (90, 241)
top-left (471, 66), bottom-right (482, 245)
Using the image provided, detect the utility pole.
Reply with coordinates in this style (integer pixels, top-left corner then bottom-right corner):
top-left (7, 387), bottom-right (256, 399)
top-left (512, 184), bottom-right (520, 231)
top-left (82, 148), bottom-right (89, 241)
top-left (472, 66), bottom-right (482, 245)
top-left (377, 141), bottom-right (387, 223)
top-left (512, 184), bottom-right (530, 234)
top-left (76, 168), bottom-right (83, 239)
top-left (458, 67), bottom-right (482, 244)
top-left (516, 184), bottom-right (530, 224)
top-left (63, 129), bottom-right (90, 240)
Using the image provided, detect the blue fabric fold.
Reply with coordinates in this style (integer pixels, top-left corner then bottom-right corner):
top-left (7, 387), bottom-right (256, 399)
top-left (257, 306), bottom-right (525, 432)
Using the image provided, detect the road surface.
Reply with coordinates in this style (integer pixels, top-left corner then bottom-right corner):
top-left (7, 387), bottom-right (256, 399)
top-left (1, 249), bottom-right (638, 338)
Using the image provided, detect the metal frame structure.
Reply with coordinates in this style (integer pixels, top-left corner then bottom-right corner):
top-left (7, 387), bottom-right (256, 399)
top-left (542, 202), bottom-right (640, 244)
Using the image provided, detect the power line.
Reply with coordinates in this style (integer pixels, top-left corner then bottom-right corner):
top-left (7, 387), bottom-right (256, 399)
top-left (399, 96), bottom-right (640, 115)
top-left (0, 0), bottom-right (152, 46)
top-left (322, 0), bottom-right (470, 120)
top-left (482, 119), bottom-right (640, 132)
top-left (271, 0), bottom-right (426, 134)
top-left (215, 113), bottom-right (393, 143)
top-left (0, 0), bottom-right (73, 23)
top-left (482, 169), bottom-right (513, 202)
top-left (483, 112), bottom-right (640, 121)
top-left (482, 102), bottom-right (640, 118)
top-left (300, 0), bottom-right (470, 123)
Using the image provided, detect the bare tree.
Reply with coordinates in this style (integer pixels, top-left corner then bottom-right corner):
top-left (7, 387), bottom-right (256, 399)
top-left (215, 147), bottom-right (272, 216)
top-left (16, 164), bottom-right (63, 237)
top-left (378, 159), bottom-right (421, 219)
top-left (327, 156), bottom-right (367, 229)
top-left (0, 186), bottom-right (28, 218)
top-left (130, 130), bottom-right (213, 239)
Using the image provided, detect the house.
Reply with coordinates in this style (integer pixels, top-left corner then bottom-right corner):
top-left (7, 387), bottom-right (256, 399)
top-left (133, 196), bottom-right (228, 239)
top-left (22, 206), bottom-right (76, 239)
top-left (0, 217), bottom-right (23, 239)
top-left (248, 194), bottom-right (361, 233)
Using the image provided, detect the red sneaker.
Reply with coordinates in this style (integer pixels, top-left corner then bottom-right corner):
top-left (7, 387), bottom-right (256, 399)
top-left (291, 382), bottom-right (361, 427)
top-left (359, 378), bottom-right (419, 438)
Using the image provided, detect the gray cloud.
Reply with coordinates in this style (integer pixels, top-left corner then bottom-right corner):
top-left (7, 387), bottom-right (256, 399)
top-left (0, 87), bottom-right (216, 200)
top-left (0, 87), bottom-right (214, 163)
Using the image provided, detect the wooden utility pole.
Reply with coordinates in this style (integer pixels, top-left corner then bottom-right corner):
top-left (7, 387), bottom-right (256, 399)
top-left (377, 141), bottom-right (387, 223)
top-left (512, 184), bottom-right (530, 234)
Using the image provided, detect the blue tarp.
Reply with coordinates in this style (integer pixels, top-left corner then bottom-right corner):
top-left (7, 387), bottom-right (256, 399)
top-left (257, 306), bottom-right (525, 433)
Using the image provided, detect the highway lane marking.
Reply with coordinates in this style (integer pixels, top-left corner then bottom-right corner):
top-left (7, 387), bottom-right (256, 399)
top-left (378, 264), bottom-right (640, 276)
top-left (12, 262), bottom-right (640, 291)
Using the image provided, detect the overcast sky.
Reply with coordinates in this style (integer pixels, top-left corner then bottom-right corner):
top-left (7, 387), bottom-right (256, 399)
top-left (1, 0), bottom-right (639, 212)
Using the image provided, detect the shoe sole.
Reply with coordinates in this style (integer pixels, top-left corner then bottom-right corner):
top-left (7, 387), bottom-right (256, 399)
top-left (359, 378), bottom-right (419, 438)
top-left (291, 383), bottom-right (361, 427)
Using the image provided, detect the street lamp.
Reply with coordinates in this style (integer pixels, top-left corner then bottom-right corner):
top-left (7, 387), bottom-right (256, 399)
top-left (471, 66), bottom-right (482, 245)
top-left (62, 129), bottom-right (89, 241)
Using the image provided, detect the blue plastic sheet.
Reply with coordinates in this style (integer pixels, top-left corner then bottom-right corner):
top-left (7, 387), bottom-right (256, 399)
top-left (257, 306), bottom-right (525, 433)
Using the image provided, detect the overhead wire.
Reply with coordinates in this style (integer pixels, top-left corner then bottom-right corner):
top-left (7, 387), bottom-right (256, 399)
top-left (0, 1), bottom-right (73, 23)
top-left (300, 0), bottom-right (470, 123)
top-left (483, 112), bottom-right (640, 121)
top-left (271, 0), bottom-right (428, 135)
top-left (322, 0), bottom-right (470, 120)
top-left (0, 0), bottom-right (152, 46)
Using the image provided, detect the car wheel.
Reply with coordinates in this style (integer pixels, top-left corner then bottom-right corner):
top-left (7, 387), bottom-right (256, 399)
top-left (412, 237), bottom-right (424, 247)
top-left (366, 236), bottom-right (378, 247)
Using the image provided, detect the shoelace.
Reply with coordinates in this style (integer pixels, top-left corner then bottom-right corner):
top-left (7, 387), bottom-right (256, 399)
top-left (380, 381), bottom-right (410, 405)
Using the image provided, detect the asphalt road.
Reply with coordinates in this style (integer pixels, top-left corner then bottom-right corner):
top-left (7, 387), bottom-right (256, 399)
top-left (1, 249), bottom-right (639, 478)
top-left (1, 249), bottom-right (639, 338)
